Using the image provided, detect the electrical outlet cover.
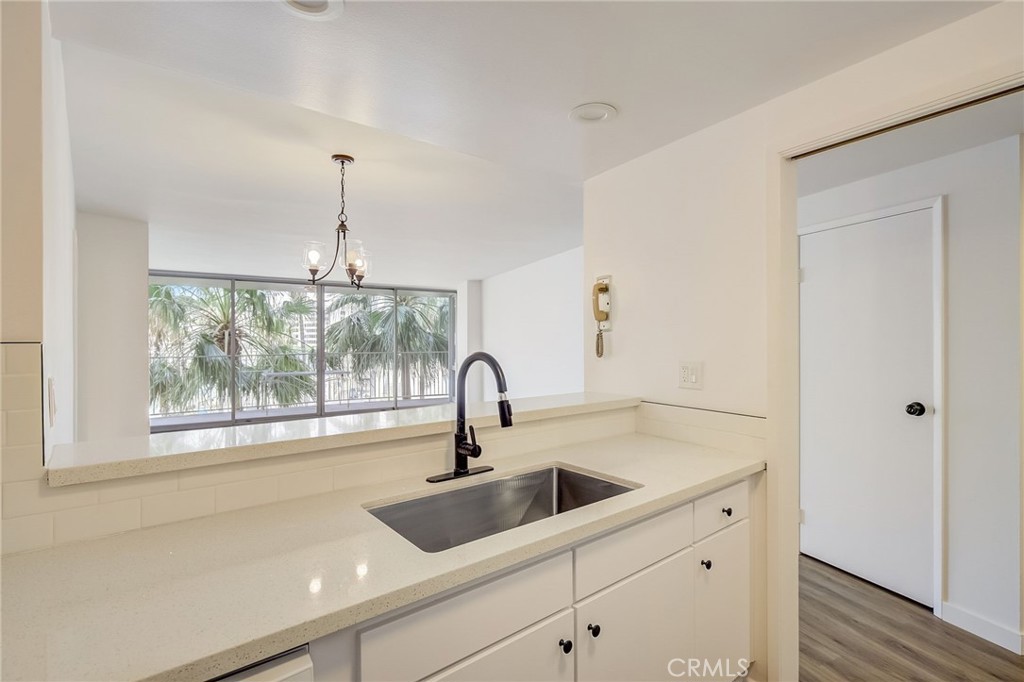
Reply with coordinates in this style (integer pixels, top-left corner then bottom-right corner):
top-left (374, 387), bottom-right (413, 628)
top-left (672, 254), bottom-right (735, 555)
top-left (678, 361), bottom-right (703, 390)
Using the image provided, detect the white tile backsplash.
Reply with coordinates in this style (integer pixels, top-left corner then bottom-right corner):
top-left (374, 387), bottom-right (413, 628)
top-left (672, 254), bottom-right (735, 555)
top-left (3, 409), bottom-right (43, 447)
top-left (2, 513), bottom-right (53, 554)
top-left (278, 468), bottom-right (333, 501)
top-left (53, 499), bottom-right (140, 544)
top-left (3, 478), bottom-right (99, 517)
top-left (2, 343), bottom-right (41, 374)
top-left (1, 444), bottom-right (44, 482)
top-left (215, 477), bottom-right (278, 513)
top-left (1, 373), bottom-right (41, 411)
top-left (141, 488), bottom-right (216, 527)
top-left (2, 346), bottom-right (641, 554)
top-left (96, 471), bottom-right (179, 503)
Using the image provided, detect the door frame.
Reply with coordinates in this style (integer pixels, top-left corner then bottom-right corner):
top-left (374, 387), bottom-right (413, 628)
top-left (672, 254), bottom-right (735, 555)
top-left (797, 196), bottom-right (947, 616)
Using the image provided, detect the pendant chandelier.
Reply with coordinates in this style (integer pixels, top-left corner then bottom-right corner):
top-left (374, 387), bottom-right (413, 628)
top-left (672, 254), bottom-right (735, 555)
top-left (302, 154), bottom-right (371, 288)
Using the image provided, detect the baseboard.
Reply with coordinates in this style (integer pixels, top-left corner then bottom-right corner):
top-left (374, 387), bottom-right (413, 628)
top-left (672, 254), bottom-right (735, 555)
top-left (941, 602), bottom-right (1023, 654)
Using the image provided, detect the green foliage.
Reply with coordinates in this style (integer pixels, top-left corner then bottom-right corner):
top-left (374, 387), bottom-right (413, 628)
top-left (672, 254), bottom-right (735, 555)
top-left (149, 282), bottom-right (452, 420)
top-left (323, 293), bottom-right (452, 398)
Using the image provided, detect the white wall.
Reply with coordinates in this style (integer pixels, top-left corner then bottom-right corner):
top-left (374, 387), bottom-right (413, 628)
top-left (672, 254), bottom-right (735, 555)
top-left (798, 137), bottom-right (1022, 647)
top-left (455, 279), bottom-right (484, 403)
top-left (76, 212), bottom-right (150, 441)
top-left (42, 7), bottom-right (77, 454)
top-left (481, 247), bottom-right (583, 401)
top-left (583, 3), bottom-right (1024, 675)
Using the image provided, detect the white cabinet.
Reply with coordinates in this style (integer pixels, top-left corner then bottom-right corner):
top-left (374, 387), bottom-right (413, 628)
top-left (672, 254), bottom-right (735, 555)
top-left (314, 477), bottom-right (754, 682)
top-left (574, 549), bottom-right (694, 682)
top-left (359, 553), bottom-right (572, 682)
top-left (424, 610), bottom-right (575, 682)
top-left (694, 519), bottom-right (751, 681)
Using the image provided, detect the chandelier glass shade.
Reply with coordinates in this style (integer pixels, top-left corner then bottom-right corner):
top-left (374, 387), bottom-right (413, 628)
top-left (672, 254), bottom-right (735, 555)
top-left (303, 154), bottom-right (370, 288)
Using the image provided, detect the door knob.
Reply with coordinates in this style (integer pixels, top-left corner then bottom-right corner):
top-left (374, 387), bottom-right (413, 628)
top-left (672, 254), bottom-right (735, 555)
top-left (587, 623), bottom-right (601, 638)
top-left (905, 402), bottom-right (927, 417)
top-left (559, 639), bottom-right (573, 654)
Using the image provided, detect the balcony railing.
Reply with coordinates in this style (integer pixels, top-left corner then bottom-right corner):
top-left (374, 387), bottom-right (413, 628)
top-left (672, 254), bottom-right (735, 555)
top-left (150, 350), bottom-right (453, 428)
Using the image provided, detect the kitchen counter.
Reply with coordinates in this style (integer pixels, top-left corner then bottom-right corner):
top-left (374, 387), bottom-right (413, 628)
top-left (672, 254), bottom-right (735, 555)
top-left (2, 434), bottom-right (765, 681)
top-left (46, 393), bottom-right (640, 486)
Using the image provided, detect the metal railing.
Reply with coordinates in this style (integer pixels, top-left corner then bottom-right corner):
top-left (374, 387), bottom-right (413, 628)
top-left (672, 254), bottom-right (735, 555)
top-left (150, 350), bottom-right (452, 427)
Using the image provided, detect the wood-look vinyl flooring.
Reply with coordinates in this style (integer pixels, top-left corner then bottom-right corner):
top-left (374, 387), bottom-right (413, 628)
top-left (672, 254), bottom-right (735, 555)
top-left (799, 555), bottom-right (1023, 681)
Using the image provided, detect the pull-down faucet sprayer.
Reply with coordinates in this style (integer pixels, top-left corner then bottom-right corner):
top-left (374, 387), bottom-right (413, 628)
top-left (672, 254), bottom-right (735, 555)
top-left (426, 352), bottom-right (513, 483)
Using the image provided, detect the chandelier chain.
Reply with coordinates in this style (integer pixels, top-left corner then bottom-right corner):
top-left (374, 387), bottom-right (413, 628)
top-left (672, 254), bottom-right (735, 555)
top-left (337, 160), bottom-right (347, 224)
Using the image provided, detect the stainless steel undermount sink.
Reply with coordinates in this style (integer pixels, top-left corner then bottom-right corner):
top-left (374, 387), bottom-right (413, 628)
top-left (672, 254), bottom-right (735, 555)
top-left (366, 466), bottom-right (639, 553)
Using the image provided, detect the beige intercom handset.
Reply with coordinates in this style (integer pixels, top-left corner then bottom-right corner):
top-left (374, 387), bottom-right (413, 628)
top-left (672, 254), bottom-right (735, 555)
top-left (593, 276), bottom-right (611, 357)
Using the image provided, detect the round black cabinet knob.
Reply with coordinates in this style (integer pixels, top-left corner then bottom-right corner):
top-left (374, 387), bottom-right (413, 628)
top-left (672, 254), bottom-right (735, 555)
top-left (701, 559), bottom-right (713, 570)
top-left (588, 623), bottom-right (601, 638)
top-left (722, 507), bottom-right (733, 517)
top-left (905, 402), bottom-right (927, 417)
top-left (559, 639), bottom-right (573, 654)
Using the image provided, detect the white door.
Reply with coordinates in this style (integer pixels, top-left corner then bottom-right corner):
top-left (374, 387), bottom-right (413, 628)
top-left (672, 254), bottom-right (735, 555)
top-left (574, 549), bottom-right (694, 682)
top-left (800, 204), bottom-right (937, 607)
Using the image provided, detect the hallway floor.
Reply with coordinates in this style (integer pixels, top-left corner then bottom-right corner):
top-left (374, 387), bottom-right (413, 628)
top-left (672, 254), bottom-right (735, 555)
top-left (799, 555), bottom-right (1023, 681)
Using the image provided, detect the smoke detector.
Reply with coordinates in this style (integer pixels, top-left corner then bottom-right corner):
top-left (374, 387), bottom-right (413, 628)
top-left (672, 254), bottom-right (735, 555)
top-left (569, 102), bottom-right (618, 123)
top-left (283, 0), bottom-right (341, 19)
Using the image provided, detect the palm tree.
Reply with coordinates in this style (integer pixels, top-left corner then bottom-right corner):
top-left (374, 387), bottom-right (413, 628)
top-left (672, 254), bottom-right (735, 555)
top-left (324, 292), bottom-right (452, 401)
top-left (148, 283), bottom-right (316, 417)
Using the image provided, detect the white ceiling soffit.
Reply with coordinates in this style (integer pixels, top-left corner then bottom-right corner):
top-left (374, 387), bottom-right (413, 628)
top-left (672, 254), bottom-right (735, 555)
top-left (50, 1), bottom-right (993, 181)
top-left (798, 91), bottom-right (1024, 197)
top-left (62, 44), bottom-right (582, 287)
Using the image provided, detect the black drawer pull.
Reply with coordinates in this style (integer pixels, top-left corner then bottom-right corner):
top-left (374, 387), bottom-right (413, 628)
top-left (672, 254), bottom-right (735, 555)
top-left (588, 623), bottom-right (601, 638)
top-left (701, 559), bottom-right (713, 571)
top-left (559, 639), bottom-right (573, 654)
top-left (722, 507), bottom-right (733, 517)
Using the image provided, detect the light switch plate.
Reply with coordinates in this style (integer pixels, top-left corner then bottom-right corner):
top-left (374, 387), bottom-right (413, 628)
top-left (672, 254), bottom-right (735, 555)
top-left (678, 361), bottom-right (703, 390)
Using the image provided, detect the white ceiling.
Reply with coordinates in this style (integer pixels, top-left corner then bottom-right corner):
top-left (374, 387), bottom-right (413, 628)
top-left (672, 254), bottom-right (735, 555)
top-left (798, 91), bottom-right (1024, 196)
top-left (51, 1), bottom-right (994, 286)
top-left (61, 43), bottom-right (581, 287)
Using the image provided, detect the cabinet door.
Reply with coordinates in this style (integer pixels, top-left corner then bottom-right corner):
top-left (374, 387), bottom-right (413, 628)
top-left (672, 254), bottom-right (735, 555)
top-left (693, 519), bottom-right (750, 681)
top-left (425, 610), bottom-right (575, 682)
top-left (574, 549), bottom-right (694, 682)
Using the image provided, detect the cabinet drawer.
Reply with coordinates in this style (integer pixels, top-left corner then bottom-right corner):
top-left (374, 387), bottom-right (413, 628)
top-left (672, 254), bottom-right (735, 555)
top-left (424, 609), bottom-right (575, 682)
top-left (216, 648), bottom-right (313, 682)
top-left (693, 479), bottom-right (748, 541)
top-left (574, 504), bottom-right (693, 600)
top-left (360, 553), bottom-right (572, 682)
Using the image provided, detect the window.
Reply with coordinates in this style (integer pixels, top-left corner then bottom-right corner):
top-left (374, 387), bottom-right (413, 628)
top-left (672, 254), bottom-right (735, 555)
top-left (148, 273), bottom-right (455, 432)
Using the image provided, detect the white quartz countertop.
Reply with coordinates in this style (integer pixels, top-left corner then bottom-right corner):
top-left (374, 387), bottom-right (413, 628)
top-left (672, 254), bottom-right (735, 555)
top-left (47, 393), bottom-right (640, 486)
top-left (4, 434), bottom-right (765, 682)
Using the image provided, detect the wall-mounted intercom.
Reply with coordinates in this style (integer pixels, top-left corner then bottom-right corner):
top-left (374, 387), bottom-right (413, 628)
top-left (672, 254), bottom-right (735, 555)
top-left (593, 276), bottom-right (611, 357)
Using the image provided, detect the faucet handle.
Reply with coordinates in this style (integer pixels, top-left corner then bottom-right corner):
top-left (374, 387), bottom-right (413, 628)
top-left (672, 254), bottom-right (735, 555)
top-left (466, 425), bottom-right (482, 458)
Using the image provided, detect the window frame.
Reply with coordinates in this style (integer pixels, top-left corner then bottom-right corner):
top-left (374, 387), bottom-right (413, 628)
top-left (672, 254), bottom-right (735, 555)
top-left (148, 270), bottom-right (457, 433)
